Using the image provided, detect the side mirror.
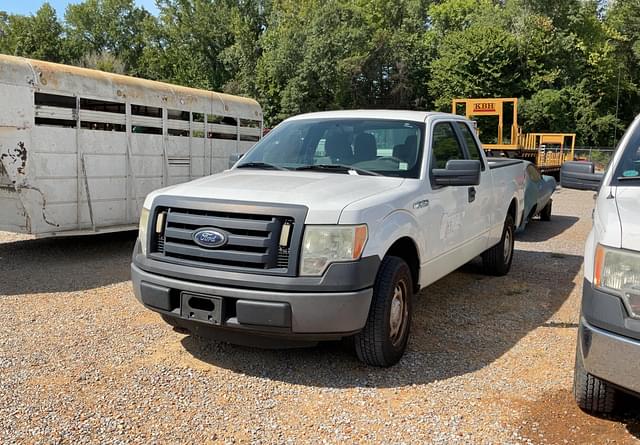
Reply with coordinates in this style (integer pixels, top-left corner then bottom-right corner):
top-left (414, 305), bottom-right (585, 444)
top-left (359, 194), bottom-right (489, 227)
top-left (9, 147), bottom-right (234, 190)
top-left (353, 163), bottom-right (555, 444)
top-left (560, 161), bottom-right (603, 191)
top-left (228, 152), bottom-right (245, 169)
top-left (432, 159), bottom-right (481, 186)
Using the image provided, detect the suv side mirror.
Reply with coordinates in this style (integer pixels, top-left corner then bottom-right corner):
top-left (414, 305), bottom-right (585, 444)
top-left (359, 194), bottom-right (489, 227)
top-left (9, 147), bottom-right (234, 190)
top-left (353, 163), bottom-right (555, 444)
top-left (560, 161), bottom-right (603, 191)
top-left (432, 159), bottom-right (481, 186)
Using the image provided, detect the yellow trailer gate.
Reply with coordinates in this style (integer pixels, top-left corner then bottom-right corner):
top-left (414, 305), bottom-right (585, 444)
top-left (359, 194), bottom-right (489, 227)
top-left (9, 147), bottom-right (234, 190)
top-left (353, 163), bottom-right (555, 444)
top-left (452, 97), bottom-right (576, 173)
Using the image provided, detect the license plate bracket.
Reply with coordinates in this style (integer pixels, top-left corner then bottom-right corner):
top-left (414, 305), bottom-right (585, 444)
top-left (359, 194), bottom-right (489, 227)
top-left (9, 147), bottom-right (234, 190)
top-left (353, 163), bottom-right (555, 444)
top-left (180, 293), bottom-right (223, 325)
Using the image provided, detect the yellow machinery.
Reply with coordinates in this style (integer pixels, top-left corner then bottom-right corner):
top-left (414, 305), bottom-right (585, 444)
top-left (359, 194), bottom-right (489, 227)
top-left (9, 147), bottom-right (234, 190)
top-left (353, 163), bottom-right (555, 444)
top-left (452, 97), bottom-right (576, 173)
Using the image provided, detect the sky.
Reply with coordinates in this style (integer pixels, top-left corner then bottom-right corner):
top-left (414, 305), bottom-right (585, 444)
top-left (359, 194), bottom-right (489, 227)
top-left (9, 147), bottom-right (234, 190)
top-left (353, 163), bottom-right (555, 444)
top-left (0, 0), bottom-right (159, 16)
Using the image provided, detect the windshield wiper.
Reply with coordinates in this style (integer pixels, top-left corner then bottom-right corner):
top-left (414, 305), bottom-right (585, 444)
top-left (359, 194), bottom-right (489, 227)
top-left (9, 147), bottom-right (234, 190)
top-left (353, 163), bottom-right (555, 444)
top-left (236, 162), bottom-right (288, 171)
top-left (617, 175), bottom-right (640, 181)
top-left (294, 164), bottom-right (382, 176)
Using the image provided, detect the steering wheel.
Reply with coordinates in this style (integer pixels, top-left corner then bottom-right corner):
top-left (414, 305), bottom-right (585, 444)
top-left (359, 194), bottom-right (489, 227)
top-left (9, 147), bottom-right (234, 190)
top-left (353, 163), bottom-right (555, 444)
top-left (375, 156), bottom-right (403, 163)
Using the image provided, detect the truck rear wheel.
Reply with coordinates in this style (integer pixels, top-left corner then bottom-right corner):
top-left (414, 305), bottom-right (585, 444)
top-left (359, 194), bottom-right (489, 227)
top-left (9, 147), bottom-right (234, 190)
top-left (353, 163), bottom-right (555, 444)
top-left (574, 341), bottom-right (618, 414)
top-left (354, 256), bottom-right (412, 367)
top-left (482, 214), bottom-right (514, 276)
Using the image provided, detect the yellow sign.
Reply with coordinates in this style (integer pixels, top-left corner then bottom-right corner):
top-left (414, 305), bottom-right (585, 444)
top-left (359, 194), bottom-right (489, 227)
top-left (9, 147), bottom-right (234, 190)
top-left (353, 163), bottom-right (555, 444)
top-left (472, 103), bottom-right (497, 113)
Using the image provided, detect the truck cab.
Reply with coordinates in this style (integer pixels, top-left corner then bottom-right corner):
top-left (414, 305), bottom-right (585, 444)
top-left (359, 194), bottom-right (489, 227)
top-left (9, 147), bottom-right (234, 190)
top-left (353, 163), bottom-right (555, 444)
top-left (132, 110), bottom-right (524, 366)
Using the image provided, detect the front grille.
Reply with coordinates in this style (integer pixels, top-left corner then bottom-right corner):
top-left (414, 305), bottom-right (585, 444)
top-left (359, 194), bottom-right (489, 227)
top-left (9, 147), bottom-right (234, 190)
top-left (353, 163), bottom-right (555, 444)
top-left (150, 203), bottom-right (305, 275)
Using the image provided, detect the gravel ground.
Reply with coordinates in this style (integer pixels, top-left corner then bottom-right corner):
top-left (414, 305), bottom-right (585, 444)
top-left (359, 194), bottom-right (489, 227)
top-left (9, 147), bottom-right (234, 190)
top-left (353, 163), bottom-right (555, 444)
top-left (1, 188), bottom-right (639, 444)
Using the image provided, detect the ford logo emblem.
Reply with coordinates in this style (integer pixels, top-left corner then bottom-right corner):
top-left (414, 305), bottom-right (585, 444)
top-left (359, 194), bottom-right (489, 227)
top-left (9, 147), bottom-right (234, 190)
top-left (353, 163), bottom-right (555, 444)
top-left (192, 228), bottom-right (228, 249)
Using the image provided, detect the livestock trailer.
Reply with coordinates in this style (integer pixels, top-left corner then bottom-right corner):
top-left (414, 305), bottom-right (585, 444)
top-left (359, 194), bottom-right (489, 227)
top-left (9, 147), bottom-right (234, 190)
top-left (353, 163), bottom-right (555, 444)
top-left (0, 55), bottom-right (263, 237)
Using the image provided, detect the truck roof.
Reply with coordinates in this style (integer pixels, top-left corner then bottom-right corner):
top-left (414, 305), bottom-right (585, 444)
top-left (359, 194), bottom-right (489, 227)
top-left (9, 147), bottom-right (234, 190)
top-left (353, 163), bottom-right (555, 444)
top-left (286, 109), bottom-right (463, 122)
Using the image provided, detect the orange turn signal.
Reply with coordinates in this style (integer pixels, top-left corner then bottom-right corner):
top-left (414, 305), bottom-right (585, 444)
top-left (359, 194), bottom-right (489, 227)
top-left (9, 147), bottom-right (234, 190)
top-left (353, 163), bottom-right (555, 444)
top-left (594, 244), bottom-right (606, 288)
top-left (353, 225), bottom-right (368, 259)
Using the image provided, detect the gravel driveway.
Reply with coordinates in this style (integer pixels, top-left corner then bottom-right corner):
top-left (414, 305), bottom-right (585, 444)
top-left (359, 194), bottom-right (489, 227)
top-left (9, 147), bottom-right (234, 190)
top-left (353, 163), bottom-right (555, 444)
top-left (1, 188), bottom-right (638, 444)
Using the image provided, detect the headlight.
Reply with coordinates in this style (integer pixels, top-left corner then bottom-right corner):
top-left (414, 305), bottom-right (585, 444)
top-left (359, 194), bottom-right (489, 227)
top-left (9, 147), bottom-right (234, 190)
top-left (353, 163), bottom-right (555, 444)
top-left (138, 207), bottom-right (150, 255)
top-left (300, 225), bottom-right (368, 276)
top-left (594, 244), bottom-right (640, 318)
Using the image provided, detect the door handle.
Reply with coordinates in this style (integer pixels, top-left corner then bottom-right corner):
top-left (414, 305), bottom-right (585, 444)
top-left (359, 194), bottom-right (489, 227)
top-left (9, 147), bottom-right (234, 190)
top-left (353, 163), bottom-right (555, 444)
top-left (468, 187), bottom-right (476, 203)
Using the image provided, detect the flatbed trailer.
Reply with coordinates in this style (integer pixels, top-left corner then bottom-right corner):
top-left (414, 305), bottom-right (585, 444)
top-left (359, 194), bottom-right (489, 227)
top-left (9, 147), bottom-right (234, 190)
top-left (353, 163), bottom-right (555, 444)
top-left (452, 97), bottom-right (576, 174)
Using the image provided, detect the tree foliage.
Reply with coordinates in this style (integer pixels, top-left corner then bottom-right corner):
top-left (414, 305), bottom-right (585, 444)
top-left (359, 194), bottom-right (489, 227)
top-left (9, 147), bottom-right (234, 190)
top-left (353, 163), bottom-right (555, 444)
top-left (1, 0), bottom-right (639, 146)
top-left (0, 3), bottom-right (66, 62)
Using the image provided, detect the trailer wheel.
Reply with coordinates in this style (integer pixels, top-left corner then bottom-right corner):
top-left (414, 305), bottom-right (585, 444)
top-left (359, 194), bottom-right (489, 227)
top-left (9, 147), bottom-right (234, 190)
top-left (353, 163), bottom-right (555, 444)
top-left (354, 256), bottom-right (412, 367)
top-left (482, 214), bottom-right (514, 276)
top-left (574, 341), bottom-right (618, 414)
top-left (540, 200), bottom-right (552, 221)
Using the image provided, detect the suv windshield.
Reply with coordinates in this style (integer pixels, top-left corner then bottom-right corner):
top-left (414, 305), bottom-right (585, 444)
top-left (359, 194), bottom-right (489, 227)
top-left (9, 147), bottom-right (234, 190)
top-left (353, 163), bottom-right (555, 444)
top-left (613, 122), bottom-right (640, 184)
top-left (236, 118), bottom-right (425, 178)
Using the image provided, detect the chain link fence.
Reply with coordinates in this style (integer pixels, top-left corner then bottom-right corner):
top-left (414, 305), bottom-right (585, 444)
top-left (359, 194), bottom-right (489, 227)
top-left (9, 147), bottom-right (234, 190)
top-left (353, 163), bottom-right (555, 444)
top-left (572, 147), bottom-right (616, 171)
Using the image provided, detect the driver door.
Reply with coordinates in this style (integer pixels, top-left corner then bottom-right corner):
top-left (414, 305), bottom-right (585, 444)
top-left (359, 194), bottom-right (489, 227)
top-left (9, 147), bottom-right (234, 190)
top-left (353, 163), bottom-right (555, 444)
top-left (420, 121), bottom-right (473, 285)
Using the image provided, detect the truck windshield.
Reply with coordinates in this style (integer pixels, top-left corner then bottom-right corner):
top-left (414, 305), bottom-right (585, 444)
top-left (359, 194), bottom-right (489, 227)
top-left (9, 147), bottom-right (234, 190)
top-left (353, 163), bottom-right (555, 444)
top-left (613, 123), bottom-right (640, 185)
top-left (236, 118), bottom-right (425, 178)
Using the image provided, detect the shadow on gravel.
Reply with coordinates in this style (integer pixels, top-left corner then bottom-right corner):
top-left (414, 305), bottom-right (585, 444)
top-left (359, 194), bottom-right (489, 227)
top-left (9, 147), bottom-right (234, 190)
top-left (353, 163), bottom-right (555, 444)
top-left (516, 215), bottom-right (579, 242)
top-left (182, 248), bottom-right (583, 389)
top-left (0, 231), bottom-right (137, 296)
top-left (618, 395), bottom-right (640, 440)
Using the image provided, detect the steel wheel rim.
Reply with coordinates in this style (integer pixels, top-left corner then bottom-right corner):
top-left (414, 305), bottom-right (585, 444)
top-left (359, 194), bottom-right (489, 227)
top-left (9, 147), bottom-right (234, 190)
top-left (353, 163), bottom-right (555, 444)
top-left (389, 279), bottom-right (409, 347)
top-left (504, 228), bottom-right (513, 264)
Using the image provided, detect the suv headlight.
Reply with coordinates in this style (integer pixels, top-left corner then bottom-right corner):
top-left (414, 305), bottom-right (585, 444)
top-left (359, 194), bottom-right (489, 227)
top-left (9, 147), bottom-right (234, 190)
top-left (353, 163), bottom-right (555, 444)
top-left (138, 207), bottom-right (150, 255)
top-left (300, 225), bottom-right (368, 276)
top-left (594, 244), bottom-right (640, 318)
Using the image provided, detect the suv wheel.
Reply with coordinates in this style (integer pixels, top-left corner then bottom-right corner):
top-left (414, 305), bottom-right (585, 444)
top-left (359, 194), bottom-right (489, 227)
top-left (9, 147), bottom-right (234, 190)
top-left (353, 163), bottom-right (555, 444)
top-left (482, 214), bottom-right (515, 276)
top-left (354, 256), bottom-right (413, 367)
top-left (574, 341), bottom-right (619, 414)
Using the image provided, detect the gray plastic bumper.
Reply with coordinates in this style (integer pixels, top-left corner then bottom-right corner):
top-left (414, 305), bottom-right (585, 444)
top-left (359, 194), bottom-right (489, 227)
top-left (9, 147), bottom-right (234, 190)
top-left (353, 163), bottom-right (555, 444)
top-left (131, 263), bottom-right (373, 335)
top-left (579, 317), bottom-right (640, 395)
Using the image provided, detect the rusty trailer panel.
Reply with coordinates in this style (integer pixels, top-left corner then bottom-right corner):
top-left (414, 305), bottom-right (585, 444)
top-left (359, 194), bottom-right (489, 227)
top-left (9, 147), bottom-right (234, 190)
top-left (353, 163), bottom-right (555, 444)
top-left (0, 55), bottom-right (263, 237)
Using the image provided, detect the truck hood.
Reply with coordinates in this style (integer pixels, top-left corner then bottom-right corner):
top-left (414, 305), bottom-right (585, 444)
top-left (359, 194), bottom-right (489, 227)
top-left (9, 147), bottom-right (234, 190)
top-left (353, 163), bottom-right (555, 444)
top-left (615, 186), bottom-right (640, 250)
top-left (146, 170), bottom-right (405, 224)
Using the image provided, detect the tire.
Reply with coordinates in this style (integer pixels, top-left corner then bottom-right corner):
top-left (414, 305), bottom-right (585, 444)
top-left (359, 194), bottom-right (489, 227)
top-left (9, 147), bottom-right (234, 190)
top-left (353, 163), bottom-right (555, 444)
top-left (354, 256), bottom-right (413, 367)
top-left (540, 199), bottom-right (552, 221)
top-left (574, 341), bottom-right (618, 414)
top-left (482, 214), bottom-right (515, 276)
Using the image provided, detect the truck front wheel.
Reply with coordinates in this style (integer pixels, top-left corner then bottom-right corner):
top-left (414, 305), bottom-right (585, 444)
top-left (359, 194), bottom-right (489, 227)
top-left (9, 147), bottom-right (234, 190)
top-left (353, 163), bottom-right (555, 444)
top-left (482, 214), bottom-right (515, 276)
top-left (354, 256), bottom-right (413, 367)
top-left (574, 341), bottom-right (619, 414)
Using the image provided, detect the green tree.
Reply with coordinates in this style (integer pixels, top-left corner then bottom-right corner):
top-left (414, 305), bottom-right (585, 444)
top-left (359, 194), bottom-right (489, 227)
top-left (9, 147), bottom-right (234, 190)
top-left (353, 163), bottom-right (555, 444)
top-left (0, 3), bottom-right (66, 62)
top-left (429, 24), bottom-right (522, 109)
top-left (256, 0), bottom-right (432, 124)
top-left (605, 0), bottom-right (640, 135)
top-left (138, 0), bottom-right (240, 90)
top-left (64, 0), bottom-right (151, 74)
top-left (220, 0), bottom-right (269, 97)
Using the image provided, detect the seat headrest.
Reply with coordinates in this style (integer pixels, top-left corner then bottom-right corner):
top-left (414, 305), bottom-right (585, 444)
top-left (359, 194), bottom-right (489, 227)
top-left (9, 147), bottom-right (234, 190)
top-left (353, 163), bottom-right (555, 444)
top-left (353, 133), bottom-right (377, 163)
top-left (325, 133), bottom-right (353, 164)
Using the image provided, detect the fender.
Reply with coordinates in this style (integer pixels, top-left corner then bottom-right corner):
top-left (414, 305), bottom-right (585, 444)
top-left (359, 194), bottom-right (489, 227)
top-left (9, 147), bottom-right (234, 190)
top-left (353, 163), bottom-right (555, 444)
top-left (362, 208), bottom-right (424, 283)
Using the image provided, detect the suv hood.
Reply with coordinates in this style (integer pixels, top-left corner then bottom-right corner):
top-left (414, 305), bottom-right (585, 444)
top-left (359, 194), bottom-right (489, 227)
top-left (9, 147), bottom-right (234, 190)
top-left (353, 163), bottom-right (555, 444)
top-left (615, 187), bottom-right (640, 250)
top-left (146, 170), bottom-right (405, 224)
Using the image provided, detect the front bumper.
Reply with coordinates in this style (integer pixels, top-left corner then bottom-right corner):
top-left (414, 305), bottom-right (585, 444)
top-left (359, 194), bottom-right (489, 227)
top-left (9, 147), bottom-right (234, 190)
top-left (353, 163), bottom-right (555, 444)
top-left (131, 263), bottom-right (373, 340)
top-left (578, 317), bottom-right (640, 395)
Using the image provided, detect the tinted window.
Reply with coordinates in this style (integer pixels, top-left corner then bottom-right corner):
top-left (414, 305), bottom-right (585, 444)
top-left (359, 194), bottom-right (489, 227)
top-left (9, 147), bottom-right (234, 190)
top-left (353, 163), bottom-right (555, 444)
top-left (431, 122), bottom-right (465, 169)
top-left (238, 118), bottom-right (425, 178)
top-left (457, 122), bottom-right (483, 162)
top-left (613, 124), bottom-right (640, 185)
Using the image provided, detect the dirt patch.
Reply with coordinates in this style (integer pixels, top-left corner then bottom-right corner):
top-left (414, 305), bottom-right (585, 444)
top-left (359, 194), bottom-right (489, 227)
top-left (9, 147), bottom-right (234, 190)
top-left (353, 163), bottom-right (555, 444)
top-left (516, 389), bottom-right (640, 444)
